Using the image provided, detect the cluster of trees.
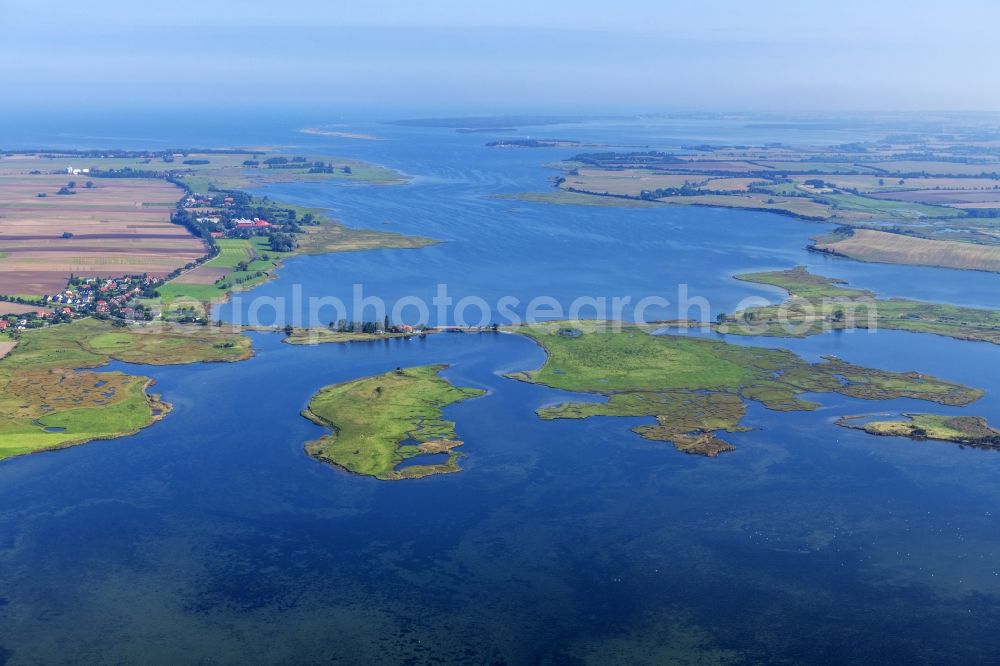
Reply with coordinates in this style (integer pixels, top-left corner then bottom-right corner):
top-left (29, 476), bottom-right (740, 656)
top-left (268, 232), bottom-right (296, 252)
top-left (90, 167), bottom-right (164, 179)
top-left (336, 320), bottom-right (383, 334)
top-left (308, 162), bottom-right (353, 174)
top-left (330, 316), bottom-right (417, 335)
top-left (262, 156), bottom-right (310, 168)
top-left (171, 208), bottom-right (218, 244)
top-left (636, 183), bottom-right (714, 199)
top-left (0, 294), bottom-right (45, 305)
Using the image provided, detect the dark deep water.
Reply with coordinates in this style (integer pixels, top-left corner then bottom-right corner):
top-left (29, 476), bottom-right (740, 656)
top-left (1, 114), bottom-right (999, 664)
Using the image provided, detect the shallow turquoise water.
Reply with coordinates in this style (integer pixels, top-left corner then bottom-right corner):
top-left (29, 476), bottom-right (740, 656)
top-left (0, 115), bottom-right (998, 664)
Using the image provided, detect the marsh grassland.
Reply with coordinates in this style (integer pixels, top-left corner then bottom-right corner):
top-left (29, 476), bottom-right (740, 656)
top-left (507, 322), bottom-right (983, 456)
top-left (0, 318), bottom-right (250, 460)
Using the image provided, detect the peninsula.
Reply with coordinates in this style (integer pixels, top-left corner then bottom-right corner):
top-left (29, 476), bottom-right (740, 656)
top-left (0, 317), bottom-right (251, 461)
top-left (714, 266), bottom-right (1000, 344)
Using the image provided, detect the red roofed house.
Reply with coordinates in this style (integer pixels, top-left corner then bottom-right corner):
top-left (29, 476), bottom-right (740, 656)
top-left (0, 320), bottom-right (8, 331)
top-left (254, 219), bottom-right (270, 227)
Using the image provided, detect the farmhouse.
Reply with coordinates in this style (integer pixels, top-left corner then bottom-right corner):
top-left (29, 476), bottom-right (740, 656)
top-left (233, 217), bottom-right (271, 228)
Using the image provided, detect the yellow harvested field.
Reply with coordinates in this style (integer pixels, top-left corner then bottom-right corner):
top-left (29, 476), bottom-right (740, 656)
top-left (793, 175), bottom-right (1000, 192)
top-left (0, 175), bottom-right (205, 296)
top-left (672, 159), bottom-right (765, 172)
top-left (950, 201), bottom-right (1000, 209)
top-left (0, 341), bottom-right (14, 360)
top-left (0, 302), bottom-right (51, 315)
top-left (858, 161), bottom-right (1000, 176)
top-left (659, 194), bottom-right (833, 219)
top-left (559, 169), bottom-right (701, 196)
top-left (700, 177), bottom-right (767, 192)
top-left (170, 266), bottom-right (230, 284)
top-left (815, 229), bottom-right (1000, 273)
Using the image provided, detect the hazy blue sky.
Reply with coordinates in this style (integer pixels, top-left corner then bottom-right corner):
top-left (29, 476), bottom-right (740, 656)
top-left (4, 0), bottom-right (1000, 113)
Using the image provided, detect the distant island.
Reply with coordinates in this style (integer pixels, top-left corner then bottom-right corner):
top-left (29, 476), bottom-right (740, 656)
top-left (391, 114), bottom-right (599, 129)
top-left (486, 139), bottom-right (586, 148)
top-left (299, 127), bottom-right (383, 141)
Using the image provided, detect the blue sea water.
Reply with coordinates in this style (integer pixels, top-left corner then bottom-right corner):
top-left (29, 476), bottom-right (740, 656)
top-left (0, 114), bottom-right (999, 664)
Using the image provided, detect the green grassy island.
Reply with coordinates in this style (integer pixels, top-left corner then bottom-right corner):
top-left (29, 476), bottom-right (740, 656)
top-left (837, 413), bottom-right (1000, 450)
top-left (717, 266), bottom-right (1000, 344)
top-left (506, 322), bottom-right (983, 457)
top-left (302, 365), bottom-right (486, 480)
top-left (0, 318), bottom-right (251, 461)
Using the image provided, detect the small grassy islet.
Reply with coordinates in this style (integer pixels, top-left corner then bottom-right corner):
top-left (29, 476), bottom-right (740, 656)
top-left (837, 413), bottom-right (1000, 450)
top-left (302, 365), bottom-right (486, 480)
